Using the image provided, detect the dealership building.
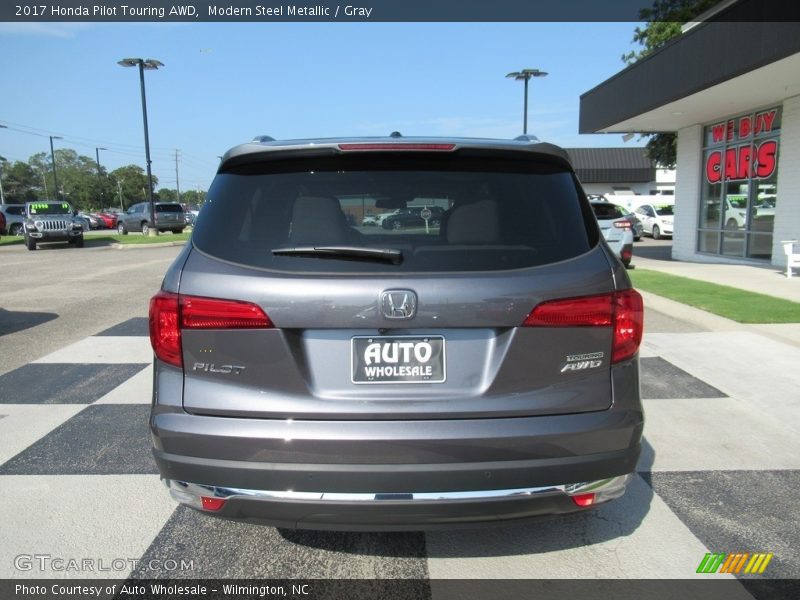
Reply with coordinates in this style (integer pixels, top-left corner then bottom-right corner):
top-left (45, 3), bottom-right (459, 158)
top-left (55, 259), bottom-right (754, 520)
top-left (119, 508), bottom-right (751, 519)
top-left (580, 0), bottom-right (800, 267)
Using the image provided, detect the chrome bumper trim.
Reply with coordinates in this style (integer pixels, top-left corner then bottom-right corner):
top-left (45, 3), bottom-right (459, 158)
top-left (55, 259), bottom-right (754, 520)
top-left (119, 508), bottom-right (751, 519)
top-left (166, 475), bottom-right (630, 507)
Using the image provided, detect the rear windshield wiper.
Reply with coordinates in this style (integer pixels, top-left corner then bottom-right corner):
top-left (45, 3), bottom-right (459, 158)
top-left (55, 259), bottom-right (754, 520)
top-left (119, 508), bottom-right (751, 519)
top-left (272, 246), bottom-right (403, 265)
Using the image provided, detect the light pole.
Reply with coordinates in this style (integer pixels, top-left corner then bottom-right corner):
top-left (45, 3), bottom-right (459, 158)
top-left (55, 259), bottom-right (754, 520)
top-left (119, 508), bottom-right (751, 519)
top-left (0, 156), bottom-right (7, 204)
top-left (118, 57), bottom-right (163, 236)
top-left (95, 146), bottom-right (107, 209)
top-left (0, 124), bottom-right (5, 203)
top-left (49, 135), bottom-right (63, 200)
top-left (506, 68), bottom-right (548, 135)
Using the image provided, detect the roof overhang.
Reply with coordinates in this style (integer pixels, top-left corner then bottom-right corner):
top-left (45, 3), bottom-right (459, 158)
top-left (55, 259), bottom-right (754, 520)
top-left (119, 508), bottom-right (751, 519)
top-left (580, 0), bottom-right (800, 134)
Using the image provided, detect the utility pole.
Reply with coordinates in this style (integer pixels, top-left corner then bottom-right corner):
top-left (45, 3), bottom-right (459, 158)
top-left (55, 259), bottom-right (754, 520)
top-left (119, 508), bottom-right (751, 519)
top-left (95, 147), bottom-right (107, 209)
top-left (117, 179), bottom-right (124, 211)
top-left (175, 149), bottom-right (181, 204)
top-left (42, 173), bottom-right (49, 200)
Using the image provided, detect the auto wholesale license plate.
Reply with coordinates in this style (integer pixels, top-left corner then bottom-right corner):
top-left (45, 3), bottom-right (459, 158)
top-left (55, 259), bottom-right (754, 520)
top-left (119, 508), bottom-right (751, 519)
top-left (351, 336), bottom-right (445, 384)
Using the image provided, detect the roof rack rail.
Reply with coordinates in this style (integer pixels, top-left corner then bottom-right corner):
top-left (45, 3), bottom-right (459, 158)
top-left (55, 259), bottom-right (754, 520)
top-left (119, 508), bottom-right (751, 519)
top-left (253, 135), bottom-right (276, 143)
top-left (389, 131), bottom-right (402, 138)
top-left (514, 134), bottom-right (540, 143)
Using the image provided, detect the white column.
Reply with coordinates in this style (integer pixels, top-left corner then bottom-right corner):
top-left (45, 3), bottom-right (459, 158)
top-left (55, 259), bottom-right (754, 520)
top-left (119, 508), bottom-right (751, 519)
top-left (672, 125), bottom-right (703, 261)
top-left (772, 95), bottom-right (800, 267)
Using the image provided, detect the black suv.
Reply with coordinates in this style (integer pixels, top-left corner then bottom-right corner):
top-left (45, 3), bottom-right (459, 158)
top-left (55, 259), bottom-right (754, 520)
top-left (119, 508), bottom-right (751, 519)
top-left (149, 135), bottom-right (644, 530)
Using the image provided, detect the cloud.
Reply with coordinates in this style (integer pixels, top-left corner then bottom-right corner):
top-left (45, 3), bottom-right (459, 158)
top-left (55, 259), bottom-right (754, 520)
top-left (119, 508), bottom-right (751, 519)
top-left (0, 22), bottom-right (93, 38)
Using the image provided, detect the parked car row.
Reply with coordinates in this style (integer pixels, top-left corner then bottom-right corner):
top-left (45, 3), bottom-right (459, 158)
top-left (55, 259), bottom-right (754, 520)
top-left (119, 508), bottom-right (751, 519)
top-left (1, 203), bottom-right (120, 234)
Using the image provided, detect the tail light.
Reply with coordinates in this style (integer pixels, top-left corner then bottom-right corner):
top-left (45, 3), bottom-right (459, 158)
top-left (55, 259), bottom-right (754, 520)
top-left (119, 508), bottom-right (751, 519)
top-left (149, 291), bottom-right (273, 368)
top-left (613, 220), bottom-right (632, 229)
top-left (570, 493), bottom-right (596, 507)
top-left (523, 289), bottom-right (643, 364)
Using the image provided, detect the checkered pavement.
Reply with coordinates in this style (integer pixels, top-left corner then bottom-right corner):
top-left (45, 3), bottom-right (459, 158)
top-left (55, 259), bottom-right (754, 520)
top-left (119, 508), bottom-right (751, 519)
top-left (1, 317), bottom-right (798, 591)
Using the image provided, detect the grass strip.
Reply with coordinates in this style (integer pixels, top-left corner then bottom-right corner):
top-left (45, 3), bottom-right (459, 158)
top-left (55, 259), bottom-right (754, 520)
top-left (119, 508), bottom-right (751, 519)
top-left (629, 269), bottom-right (800, 324)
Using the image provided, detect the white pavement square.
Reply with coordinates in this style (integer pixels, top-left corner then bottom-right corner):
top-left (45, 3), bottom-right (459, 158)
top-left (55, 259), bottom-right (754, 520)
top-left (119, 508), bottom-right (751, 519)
top-left (33, 337), bottom-right (153, 365)
top-left (0, 405), bottom-right (86, 466)
top-left (94, 365), bottom-right (154, 405)
top-left (0, 474), bottom-right (176, 579)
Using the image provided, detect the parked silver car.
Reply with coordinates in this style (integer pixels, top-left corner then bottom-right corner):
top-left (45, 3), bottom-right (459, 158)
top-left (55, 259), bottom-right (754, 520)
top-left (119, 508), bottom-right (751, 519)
top-left (0, 203), bottom-right (26, 236)
top-left (149, 135), bottom-right (644, 530)
top-left (117, 202), bottom-right (186, 235)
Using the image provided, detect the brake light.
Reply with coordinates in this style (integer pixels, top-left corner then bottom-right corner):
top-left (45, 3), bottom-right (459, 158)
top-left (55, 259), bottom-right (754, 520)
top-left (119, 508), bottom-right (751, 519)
top-left (149, 291), bottom-right (181, 368)
top-left (522, 290), bottom-right (643, 364)
top-left (338, 143), bottom-right (456, 151)
top-left (148, 291), bottom-right (273, 368)
top-left (181, 296), bottom-right (273, 329)
top-left (613, 221), bottom-right (632, 229)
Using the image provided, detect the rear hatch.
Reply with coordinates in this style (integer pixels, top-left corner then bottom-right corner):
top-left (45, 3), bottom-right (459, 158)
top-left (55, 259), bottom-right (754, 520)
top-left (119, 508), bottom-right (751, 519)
top-left (155, 203), bottom-right (184, 226)
top-left (163, 146), bottom-right (633, 421)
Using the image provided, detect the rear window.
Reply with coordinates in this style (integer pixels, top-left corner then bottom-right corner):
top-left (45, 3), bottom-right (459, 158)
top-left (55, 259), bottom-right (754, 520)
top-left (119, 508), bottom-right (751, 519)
top-left (591, 203), bottom-right (627, 220)
top-left (156, 204), bottom-right (183, 213)
top-left (192, 154), bottom-right (594, 273)
top-left (5, 206), bottom-right (25, 216)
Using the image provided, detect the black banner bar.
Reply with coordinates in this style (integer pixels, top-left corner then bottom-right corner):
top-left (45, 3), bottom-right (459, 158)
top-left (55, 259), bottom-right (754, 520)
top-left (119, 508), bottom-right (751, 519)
top-left (3, 579), bottom-right (800, 600)
top-left (3, 0), bottom-right (800, 23)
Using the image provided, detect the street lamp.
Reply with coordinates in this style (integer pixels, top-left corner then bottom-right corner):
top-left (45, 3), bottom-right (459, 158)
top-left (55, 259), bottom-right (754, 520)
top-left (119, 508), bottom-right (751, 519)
top-left (506, 68), bottom-right (548, 135)
top-left (118, 57), bottom-right (163, 236)
top-left (0, 155), bottom-right (7, 204)
top-left (95, 147), bottom-right (107, 209)
top-left (49, 135), bottom-right (63, 200)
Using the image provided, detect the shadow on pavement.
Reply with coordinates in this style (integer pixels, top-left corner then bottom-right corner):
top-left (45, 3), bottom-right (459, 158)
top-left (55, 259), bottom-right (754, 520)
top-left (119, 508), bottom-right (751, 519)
top-left (0, 308), bottom-right (58, 336)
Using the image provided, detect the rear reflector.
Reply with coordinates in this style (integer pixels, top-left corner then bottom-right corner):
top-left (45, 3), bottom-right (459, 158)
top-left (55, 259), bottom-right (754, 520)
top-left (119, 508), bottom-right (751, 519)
top-left (148, 291), bottom-right (273, 369)
top-left (523, 289), bottom-right (643, 364)
top-left (570, 493), bottom-right (596, 507)
top-left (338, 143), bottom-right (456, 151)
top-left (200, 496), bottom-right (226, 511)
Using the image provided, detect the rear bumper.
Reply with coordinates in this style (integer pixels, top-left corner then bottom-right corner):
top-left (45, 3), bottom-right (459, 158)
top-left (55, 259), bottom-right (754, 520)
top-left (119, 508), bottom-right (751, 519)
top-left (163, 474), bottom-right (631, 531)
top-left (151, 406), bottom-right (643, 529)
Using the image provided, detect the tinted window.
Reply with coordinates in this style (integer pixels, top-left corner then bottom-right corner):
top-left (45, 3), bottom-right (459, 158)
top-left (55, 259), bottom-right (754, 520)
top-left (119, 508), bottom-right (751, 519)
top-left (5, 206), bottom-right (25, 216)
top-left (192, 154), bottom-right (593, 273)
top-left (591, 203), bottom-right (626, 220)
top-left (656, 205), bottom-right (674, 216)
top-left (156, 203), bottom-right (183, 213)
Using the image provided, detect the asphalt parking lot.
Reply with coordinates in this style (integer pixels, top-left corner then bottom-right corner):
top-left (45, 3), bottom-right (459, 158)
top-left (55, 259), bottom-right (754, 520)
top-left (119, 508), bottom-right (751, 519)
top-left (0, 240), bottom-right (798, 595)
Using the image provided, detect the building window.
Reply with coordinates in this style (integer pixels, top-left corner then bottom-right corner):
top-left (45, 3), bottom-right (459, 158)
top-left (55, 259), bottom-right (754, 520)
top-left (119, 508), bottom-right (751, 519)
top-left (698, 107), bottom-right (780, 260)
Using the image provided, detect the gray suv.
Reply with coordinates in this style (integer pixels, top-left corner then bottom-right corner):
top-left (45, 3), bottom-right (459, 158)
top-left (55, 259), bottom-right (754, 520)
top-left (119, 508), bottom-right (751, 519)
top-left (149, 135), bottom-right (644, 530)
top-left (117, 202), bottom-right (185, 235)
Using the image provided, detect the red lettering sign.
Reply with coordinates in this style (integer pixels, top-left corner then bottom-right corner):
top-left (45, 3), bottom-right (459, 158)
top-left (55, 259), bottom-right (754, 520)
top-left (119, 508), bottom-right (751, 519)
top-left (704, 140), bottom-right (778, 183)
top-left (739, 116), bottom-right (751, 138)
top-left (712, 123), bottom-right (726, 143)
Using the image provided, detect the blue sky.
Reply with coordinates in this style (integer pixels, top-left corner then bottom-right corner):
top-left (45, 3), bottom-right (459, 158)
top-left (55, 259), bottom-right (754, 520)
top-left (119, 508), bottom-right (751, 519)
top-left (0, 22), bottom-right (642, 190)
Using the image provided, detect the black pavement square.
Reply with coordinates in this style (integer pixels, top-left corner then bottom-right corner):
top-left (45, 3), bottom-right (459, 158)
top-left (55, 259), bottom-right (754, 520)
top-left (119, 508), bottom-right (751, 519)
top-left (132, 505), bottom-right (429, 580)
top-left (0, 363), bottom-right (148, 404)
top-left (640, 357), bottom-right (727, 399)
top-left (96, 317), bottom-right (149, 337)
top-left (646, 470), bottom-right (800, 584)
top-left (0, 404), bottom-right (157, 474)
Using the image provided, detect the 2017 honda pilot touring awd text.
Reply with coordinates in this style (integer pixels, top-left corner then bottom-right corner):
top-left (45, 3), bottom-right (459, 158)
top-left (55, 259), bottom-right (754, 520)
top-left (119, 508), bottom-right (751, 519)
top-left (149, 135), bottom-right (644, 530)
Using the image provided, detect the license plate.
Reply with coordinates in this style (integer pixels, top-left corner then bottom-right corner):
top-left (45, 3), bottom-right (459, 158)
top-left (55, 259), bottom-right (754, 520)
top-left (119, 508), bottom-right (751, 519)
top-left (351, 336), bottom-right (445, 384)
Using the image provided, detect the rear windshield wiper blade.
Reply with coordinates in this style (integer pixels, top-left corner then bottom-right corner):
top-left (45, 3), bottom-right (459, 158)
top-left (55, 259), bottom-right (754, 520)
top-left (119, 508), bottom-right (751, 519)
top-left (271, 246), bottom-right (403, 265)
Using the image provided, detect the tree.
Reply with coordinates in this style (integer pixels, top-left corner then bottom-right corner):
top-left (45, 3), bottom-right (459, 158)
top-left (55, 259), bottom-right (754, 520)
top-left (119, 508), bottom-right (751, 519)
top-left (1, 160), bottom-right (40, 202)
top-left (157, 188), bottom-right (177, 202)
top-left (109, 165), bottom-right (158, 210)
top-left (623, 0), bottom-right (719, 167)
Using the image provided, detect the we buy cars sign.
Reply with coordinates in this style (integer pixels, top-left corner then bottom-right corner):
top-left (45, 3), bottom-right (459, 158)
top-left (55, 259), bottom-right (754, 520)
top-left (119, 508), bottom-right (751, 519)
top-left (705, 109), bottom-right (778, 184)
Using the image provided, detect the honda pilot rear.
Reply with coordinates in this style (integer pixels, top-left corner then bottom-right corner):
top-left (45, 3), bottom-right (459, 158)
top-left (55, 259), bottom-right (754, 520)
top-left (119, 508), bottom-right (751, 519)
top-left (149, 135), bottom-right (644, 530)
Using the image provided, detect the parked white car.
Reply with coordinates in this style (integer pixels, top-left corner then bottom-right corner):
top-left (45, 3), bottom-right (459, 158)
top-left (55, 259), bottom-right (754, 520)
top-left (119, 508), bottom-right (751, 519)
top-left (635, 202), bottom-right (674, 239)
top-left (590, 201), bottom-right (634, 267)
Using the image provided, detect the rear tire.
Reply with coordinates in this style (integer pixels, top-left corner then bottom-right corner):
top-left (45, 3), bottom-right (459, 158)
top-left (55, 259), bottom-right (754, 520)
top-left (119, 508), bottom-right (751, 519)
top-left (118, 223), bottom-right (128, 235)
top-left (392, 220), bottom-right (402, 230)
top-left (652, 225), bottom-right (661, 240)
top-left (25, 236), bottom-right (36, 251)
top-left (141, 222), bottom-right (149, 236)
top-left (171, 228), bottom-right (184, 234)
